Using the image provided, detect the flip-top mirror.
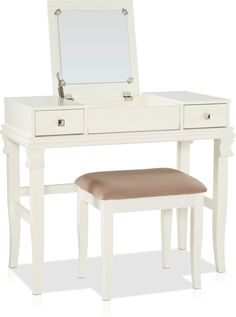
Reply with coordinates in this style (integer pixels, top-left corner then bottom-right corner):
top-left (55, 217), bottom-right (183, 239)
top-left (58, 9), bottom-right (132, 85)
top-left (48, 0), bottom-right (139, 99)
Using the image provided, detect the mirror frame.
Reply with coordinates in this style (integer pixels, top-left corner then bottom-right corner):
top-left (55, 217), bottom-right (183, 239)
top-left (48, 0), bottom-right (139, 100)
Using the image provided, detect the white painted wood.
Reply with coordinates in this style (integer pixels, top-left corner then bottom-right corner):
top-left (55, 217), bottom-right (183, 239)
top-left (213, 139), bottom-right (232, 272)
top-left (177, 141), bottom-right (191, 171)
top-left (190, 194), bottom-right (203, 289)
top-left (26, 148), bottom-right (45, 295)
top-left (144, 91), bottom-right (229, 105)
top-left (35, 109), bottom-right (84, 136)
top-left (77, 190), bottom-right (88, 278)
top-left (3, 137), bottom-right (21, 268)
top-left (48, 0), bottom-right (140, 99)
top-left (15, 203), bottom-right (30, 224)
top-left (88, 105), bottom-right (180, 134)
top-left (184, 104), bottom-right (228, 129)
top-left (101, 203), bottom-right (113, 301)
top-left (177, 141), bottom-right (191, 250)
top-left (80, 94), bottom-right (176, 108)
top-left (17, 184), bottom-right (213, 218)
top-left (80, 188), bottom-right (195, 213)
top-left (4, 93), bottom-right (231, 152)
top-left (4, 96), bottom-right (84, 137)
top-left (204, 196), bottom-right (213, 210)
top-left (3, 124), bottom-right (234, 150)
top-left (161, 209), bottom-right (172, 269)
top-left (4, 98), bottom-right (34, 136)
top-left (4, 96), bottom-right (83, 110)
top-left (20, 183), bottom-right (76, 196)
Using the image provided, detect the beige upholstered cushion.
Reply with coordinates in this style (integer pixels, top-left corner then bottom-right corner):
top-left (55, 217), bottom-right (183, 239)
top-left (75, 168), bottom-right (207, 200)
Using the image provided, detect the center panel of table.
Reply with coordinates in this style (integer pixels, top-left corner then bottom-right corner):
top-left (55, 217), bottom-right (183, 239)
top-left (87, 105), bottom-right (180, 134)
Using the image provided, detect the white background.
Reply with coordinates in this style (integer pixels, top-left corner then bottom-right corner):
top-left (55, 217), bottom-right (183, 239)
top-left (0, 0), bottom-right (236, 316)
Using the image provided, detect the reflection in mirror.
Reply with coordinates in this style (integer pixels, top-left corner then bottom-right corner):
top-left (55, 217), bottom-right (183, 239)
top-left (57, 10), bottom-right (131, 85)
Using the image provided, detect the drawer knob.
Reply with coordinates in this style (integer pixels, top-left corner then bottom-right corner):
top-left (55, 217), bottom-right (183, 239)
top-left (204, 113), bottom-right (211, 120)
top-left (58, 119), bottom-right (65, 127)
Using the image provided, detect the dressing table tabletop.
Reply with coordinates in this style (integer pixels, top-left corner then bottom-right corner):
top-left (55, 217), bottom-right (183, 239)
top-left (2, 91), bottom-right (233, 147)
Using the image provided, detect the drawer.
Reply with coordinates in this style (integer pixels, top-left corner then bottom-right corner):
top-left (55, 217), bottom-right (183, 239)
top-left (88, 106), bottom-right (180, 134)
top-left (35, 109), bottom-right (84, 136)
top-left (184, 104), bottom-right (228, 129)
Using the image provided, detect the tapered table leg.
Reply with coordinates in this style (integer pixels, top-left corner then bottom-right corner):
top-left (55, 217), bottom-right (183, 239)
top-left (213, 139), bottom-right (233, 272)
top-left (191, 194), bottom-right (203, 289)
top-left (26, 148), bottom-right (45, 295)
top-left (3, 137), bottom-right (21, 268)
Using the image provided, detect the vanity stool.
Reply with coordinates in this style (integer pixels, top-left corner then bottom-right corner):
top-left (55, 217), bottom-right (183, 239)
top-left (75, 168), bottom-right (207, 300)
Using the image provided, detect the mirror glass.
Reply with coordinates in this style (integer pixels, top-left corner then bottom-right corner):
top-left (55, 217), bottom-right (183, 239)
top-left (57, 10), bottom-right (131, 85)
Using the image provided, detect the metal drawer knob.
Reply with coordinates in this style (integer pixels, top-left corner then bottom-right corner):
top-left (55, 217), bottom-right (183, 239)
top-left (204, 113), bottom-right (211, 120)
top-left (58, 119), bottom-right (65, 127)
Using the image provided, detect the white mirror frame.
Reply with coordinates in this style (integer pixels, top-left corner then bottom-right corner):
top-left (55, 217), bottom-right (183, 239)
top-left (48, 0), bottom-right (139, 99)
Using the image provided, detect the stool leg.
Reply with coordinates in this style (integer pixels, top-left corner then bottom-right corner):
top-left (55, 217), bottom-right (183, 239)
top-left (161, 209), bottom-right (172, 269)
top-left (101, 204), bottom-right (113, 301)
top-left (177, 208), bottom-right (188, 250)
top-left (77, 192), bottom-right (88, 278)
top-left (191, 194), bottom-right (203, 289)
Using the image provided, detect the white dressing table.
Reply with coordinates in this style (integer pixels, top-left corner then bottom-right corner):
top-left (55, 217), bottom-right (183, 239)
top-left (2, 0), bottom-right (234, 295)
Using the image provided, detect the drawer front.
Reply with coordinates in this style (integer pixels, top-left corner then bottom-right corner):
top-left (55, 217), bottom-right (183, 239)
top-left (184, 104), bottom-right (228, 129)
top-left (35, 110), bottom-right (84, 136)
top-left (88, 106), bottom-right (180, 134)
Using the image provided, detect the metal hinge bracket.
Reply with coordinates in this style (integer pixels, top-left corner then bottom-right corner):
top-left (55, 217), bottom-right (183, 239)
top-left (55, 9), bottom-right (62, 16)
top-left (122, 8), bottom-right (128, 16)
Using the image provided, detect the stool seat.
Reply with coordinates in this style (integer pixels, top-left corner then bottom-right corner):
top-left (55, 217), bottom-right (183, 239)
top-left (75, 168), bottom-right (207, 200)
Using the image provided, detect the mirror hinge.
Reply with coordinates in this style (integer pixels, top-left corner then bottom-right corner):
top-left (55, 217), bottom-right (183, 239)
top-left (55, 9), bottom-right (62, 16)
top-left (122, 8), bottom-right (128, 15)
top-left (56, 73), bottom-right (74, 101)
